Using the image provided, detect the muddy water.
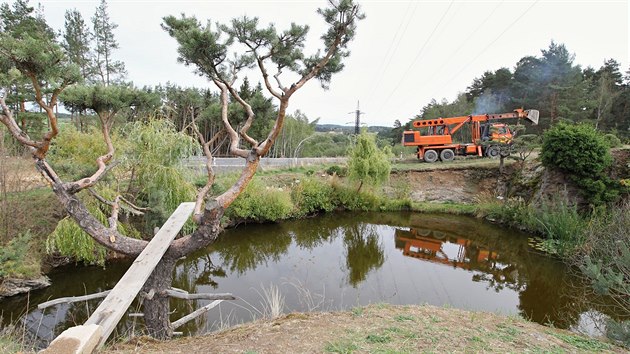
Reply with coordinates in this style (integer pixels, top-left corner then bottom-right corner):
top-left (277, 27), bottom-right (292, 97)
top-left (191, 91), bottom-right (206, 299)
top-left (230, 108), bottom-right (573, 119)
top-left (0, 212), bottom-right (615, 346)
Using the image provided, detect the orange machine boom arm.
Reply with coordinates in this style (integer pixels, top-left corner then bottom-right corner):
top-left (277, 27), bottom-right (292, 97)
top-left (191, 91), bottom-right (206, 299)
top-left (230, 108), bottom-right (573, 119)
top-left (411, 108), bottom-right (539, 133)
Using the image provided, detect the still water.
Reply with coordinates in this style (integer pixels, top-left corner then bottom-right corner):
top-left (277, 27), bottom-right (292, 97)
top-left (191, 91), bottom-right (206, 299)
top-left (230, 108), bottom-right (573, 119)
top-left (0, 212), bottom-right (614, 346)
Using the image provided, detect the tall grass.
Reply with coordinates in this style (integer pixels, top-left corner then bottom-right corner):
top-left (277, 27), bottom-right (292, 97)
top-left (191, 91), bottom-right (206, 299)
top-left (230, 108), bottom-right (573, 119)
top-left (476, 194), bottom-right (586, 257)
top-left (0, 324), bottom-right (26, 354)
top-left (573, 201), bottom-right (630, 348)
top-left (256, 284), bottom-right (285, 319)
top-left (535, 201), bottom-right (587, 256)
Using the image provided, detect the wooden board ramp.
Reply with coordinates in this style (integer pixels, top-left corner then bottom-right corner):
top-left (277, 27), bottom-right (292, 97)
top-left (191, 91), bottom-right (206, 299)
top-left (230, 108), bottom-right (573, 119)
top-left (42, 202), bottom-right (195, 354)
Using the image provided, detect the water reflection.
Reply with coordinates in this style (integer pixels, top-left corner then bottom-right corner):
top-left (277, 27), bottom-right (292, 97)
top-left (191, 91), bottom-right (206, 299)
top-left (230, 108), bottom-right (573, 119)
top-left (343, 224), bottom-right (385, 287)
top-left (394, 227), bottom-right (523, 292)
top-left (1, 212), bottom-right (624, 348)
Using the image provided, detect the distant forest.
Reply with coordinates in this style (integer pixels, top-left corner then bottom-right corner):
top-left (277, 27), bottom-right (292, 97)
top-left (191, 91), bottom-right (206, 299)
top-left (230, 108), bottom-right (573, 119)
top-left (379, 41), bottom-right (629, 146)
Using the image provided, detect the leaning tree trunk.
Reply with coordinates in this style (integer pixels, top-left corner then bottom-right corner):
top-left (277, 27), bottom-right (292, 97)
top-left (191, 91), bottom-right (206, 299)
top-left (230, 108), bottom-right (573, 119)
top-left (142, 257), bottom-right (177, 339)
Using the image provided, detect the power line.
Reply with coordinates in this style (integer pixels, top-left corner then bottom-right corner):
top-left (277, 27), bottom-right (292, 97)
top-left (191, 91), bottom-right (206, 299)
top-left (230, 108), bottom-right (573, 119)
top-left (421, 0), bottom-right (505, 88)
top-left (434, 0), bottom-right (540, 97)
top-left (379, 0), bottom-right (456, 113)
top-left (365, 1), bottom-right (420, 103)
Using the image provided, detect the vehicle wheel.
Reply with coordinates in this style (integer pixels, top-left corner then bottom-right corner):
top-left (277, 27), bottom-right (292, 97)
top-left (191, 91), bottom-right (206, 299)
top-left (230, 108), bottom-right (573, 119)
top-left (485, 145), bottom-right (500, 159)
top-left (424, 149), bottom-right (438, 163)
top-left (440, 149), bottom-right (455, 162)
top-left (416, 228), bottom-right (431, 237)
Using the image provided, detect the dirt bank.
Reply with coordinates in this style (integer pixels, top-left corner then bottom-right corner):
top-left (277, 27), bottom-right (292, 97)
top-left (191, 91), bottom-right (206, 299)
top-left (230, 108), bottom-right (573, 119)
top-left (103, 304), bottom-right (623, 353)
top-left (389, 166), bottom-right (501, 203)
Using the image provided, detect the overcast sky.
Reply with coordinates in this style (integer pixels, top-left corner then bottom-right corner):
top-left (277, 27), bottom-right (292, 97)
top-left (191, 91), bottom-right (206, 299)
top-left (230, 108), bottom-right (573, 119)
top-left (33, 0), bottom-right (629, 127)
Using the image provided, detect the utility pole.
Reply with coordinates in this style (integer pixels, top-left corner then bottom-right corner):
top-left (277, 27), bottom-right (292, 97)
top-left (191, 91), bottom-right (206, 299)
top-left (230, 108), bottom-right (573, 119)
top-left (348, 100), bottom-right (365, 135)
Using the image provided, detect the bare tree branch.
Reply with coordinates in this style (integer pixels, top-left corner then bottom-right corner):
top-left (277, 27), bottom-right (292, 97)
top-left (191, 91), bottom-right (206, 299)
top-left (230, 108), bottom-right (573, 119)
top-left (63, 114), bottom-right (116, 194)
top-left (39, 167), bottom-right (148, 256)
top-left (0, 89), bottom-right (40, 151)
top-left (108, 195), bottom-right (121, 238)
top-left (226, 87), bottom-right (259, 148)
top-left (256, 97), bottom-right (290, 156)
top-left (190, 110), bottom-right (221, 223)
top-left (119, 196), bottom-right (149, 215)
top-left (255, 56), bottom-right (283, 99)
top-left (212, 78), bottom-right (249, 158)
top-left (28, 74), bottom-right (59, 159)
top-left (273, 67), bottom-right (287, 92)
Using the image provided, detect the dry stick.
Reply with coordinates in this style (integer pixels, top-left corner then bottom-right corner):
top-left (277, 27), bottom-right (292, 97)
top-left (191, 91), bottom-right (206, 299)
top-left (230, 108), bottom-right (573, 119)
top-left (190, 112), bottom-right (222, 222)
top-left (171, 300), bottom-right (224, 329)
top-left (37, 290), bottom-right (112, 309)
top-left (165, 289), bottom-right (236, 301)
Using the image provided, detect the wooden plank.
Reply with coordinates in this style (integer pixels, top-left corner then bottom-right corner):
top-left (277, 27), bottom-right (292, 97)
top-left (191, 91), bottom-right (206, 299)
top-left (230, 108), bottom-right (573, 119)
top-left (42, 324), bottom-right (102, 354)
top-left (84, 202), bottom-right (195, 348)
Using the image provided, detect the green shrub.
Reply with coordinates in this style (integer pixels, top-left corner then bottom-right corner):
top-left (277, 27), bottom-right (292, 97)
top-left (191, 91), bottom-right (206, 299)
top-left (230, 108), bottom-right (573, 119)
top-left (326, 165), bottom-right (348, 177)
top-left (0, 231), bottom-right (40, 278)
top-left (603, 133), bottom-right (622, 148)
top-left (227, 180), bottom-right (294, 222)
top-left (535, 201), bottom-right (586, 257)
top-left (347, 133), bottom-right (391, 191)
top-left (48, 126), bottom-right (117, 180)
top-left (541, 123), bottom-right (611, 177)
top-left (477, 197), bottom-right (537, 230)
top-left (605, 320), bottom-right (630, 348)
top-left (477, 196), bottom-right (585, 257)
top-left (291, 178), bottom-right (336, 216)
top-left (541, 123), bottom-right (618, 206)
top-left (383, 198), bottom-right (413, 211)
top-left (332, 182), bottom-right (384, 211)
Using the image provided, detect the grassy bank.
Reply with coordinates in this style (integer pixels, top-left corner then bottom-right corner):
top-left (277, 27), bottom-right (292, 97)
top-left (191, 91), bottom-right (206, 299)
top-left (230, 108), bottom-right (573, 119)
top-left (0, 188), bottom-right (62, 279)
top-left (102, 304), bottom-right (624, 353)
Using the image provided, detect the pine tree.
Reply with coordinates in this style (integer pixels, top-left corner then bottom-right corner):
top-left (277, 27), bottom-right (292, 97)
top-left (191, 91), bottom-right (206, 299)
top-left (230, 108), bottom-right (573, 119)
top-left (92, 0), bottom-right (125, 85)
top-left (62, 9), bottom-right (93, 82)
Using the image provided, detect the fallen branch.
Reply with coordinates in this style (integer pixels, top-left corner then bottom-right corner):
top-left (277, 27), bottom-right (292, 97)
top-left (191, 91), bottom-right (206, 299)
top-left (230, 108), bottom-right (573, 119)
top-left (38, 290), bottom-right (111, 309)
top-left (165, 289), bottom-right (236, 301)
top-left (171, 300), bottom-right (223, 329)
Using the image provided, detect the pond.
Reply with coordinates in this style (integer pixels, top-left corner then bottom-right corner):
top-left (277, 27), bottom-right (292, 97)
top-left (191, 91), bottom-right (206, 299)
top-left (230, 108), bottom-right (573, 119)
top-left (0, 212), bottom-right (615, 347)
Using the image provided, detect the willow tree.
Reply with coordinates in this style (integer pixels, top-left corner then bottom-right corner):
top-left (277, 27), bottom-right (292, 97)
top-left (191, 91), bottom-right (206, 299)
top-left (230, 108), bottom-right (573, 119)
top-left (347, 132), bottom-right (391, 192)
top-left (1, 0), bottom-right (362, 339)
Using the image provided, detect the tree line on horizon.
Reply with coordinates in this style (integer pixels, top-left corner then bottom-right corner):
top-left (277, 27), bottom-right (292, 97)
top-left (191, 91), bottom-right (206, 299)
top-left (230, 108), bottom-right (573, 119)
top-left (383, 42), bottom-right (630, 145)
top-left (2, 0), bottom-right (628, 159)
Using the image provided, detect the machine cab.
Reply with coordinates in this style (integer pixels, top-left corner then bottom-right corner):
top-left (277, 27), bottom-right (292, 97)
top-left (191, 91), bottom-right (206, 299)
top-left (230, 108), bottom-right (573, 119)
top-left (490, 123), bottom-right (513, 143)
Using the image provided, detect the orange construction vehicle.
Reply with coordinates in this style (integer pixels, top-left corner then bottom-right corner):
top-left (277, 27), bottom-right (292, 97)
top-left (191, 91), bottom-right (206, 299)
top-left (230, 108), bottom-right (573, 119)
top-left (402, 108), bottom-right (539, 163)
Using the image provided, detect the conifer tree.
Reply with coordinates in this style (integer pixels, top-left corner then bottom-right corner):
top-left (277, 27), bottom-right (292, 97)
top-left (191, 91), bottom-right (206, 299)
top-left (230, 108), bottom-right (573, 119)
top-left (62, 9), bottom-right (93, 82)
top-left (92, 0), bottom-right (125, 85)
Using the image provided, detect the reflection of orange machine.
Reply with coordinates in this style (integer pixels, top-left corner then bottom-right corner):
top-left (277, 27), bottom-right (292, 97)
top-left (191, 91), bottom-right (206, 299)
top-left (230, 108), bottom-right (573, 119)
top-left (402, 108), bottom-right (539, 162)
top-left (394, 228), bottom-right (498, 270)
